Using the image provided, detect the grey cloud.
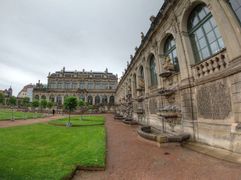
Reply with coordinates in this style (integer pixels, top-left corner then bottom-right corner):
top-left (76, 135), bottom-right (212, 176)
top-left (0, 0), bottom-right (164, 95)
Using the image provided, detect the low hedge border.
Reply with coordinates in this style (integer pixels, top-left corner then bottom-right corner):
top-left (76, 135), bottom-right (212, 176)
top-left (48, 121), bottom-right (105, 127)
top-left (0, 115), bottom-right (47, 121)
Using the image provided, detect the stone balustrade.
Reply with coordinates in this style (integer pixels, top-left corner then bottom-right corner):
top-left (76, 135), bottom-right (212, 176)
top-left (193, 49), bottom-right (228, 79)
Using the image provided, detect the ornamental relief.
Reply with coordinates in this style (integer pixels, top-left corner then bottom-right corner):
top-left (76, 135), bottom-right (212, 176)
top-left (196, 80), bottom-right (231, 120)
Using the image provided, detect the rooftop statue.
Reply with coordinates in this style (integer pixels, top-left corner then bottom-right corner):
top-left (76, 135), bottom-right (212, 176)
top-left (141, 32), bottom-right (144, 40)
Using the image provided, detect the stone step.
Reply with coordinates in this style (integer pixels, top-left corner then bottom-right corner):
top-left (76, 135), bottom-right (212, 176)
top-left (183, 142), bottom-right (241, 165)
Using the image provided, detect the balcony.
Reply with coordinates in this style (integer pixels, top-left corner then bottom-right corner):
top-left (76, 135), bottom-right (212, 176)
top-left (193, 49), bottom-right (228, 79)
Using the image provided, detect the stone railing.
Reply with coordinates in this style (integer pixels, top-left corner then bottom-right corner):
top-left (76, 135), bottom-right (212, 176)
top-left (193, 49), bottom-right (228, 79)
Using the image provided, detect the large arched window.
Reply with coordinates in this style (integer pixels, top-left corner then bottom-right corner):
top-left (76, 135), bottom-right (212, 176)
top-left (164, 35), bottom-right (179, 72)
top-left (41, 95), bottom-right (46, 100)
top-left (95, 95), bottom-right (100, 105)
top-left (138, 66), bottom-right (145, 89)
top-left (229, 0), bottom-right (241, 24)
top-left (133, 74), bottom-right (137, 96)
top-left (149, 55), bottom-right (158, 87)
top-left (188, 4), bottom-right (225, 62)
top-left (102, 95), bottom-right (108, 105)
top-left (109, 96), bottom-right (115, 105)
top-left (139, 66), bottom-right (144, 79)
top-left (87, 96), bottom-right (93, 105)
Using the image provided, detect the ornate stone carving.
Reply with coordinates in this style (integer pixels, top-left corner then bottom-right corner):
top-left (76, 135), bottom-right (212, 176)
top-left (149, 15), bottom-right (156, 23)
top-left (138, 78), bottom-right (145, 89)
top-left (141, 32), bottom-right (145, 40)
top-left (162, 56), bottom-right (175, 71)
top-left (130, 55), bottom-right (133, 60)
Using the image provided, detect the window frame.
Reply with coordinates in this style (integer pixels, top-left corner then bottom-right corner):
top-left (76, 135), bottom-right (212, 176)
top-left (228, 0), bottom-right (241, 25)
top-left (164, 35), bottom-right (180, 72)
top-left (149, 55), bottom-right (158, 87)
top-left (188, 4), bottom-right (225, 63)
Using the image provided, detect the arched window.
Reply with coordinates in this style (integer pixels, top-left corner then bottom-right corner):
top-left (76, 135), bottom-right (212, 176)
top-left (41, 95), bottom-right (46, 100)
top-left (87, 96), bottom-right (93, 105)
top-left (229, 0), bottom-right (241, 24)
top-left (128, 79), bottom-right (132, 94)
top-left (149, 55), bottom-right (158, 86)
top-left (188, 4), bottom-right (225, 62)
top-left (102, 95), bottom-right (108, 104)
top-left (139, 66), bottom-right (144, 79)
top-left (164, 36), bottom-right (179, 72)
top-left (133, 74), bottom-right (137, 96)
top-left (95, 96), bottom-right (100, 105)
top-left (34, 95), bottom-right (39, 101)
top-left (109, 96), bottom-right (115, 105)
top-left (138, 66), bottom-right (145, 89)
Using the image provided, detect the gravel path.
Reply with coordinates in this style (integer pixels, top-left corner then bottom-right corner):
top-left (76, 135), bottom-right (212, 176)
top-left (73, 114), bottom-right (241, 180)
top-left (0, 115), bottom-right (65, 128)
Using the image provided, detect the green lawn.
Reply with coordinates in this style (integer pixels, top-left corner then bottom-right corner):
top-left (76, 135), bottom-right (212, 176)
top-left (0, 109), bottom-right (44, 120)
top-left (0, 117), bottom-right (106, 179)
top-left (50, 115), bottom-right (105, 126)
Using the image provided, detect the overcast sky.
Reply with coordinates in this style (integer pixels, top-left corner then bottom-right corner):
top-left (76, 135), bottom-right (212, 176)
top-left (0, 0), bottom-right (164, 96)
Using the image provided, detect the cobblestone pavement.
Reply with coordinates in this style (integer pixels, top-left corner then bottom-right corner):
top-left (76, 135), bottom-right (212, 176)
top-left (73, 114), bottom-right (241, 180)
top-left (0, 115), bottom-right (65, 128)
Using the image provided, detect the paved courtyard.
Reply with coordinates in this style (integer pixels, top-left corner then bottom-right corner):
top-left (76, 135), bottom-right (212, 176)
top-left (74, 114), bottom-right (241, 180)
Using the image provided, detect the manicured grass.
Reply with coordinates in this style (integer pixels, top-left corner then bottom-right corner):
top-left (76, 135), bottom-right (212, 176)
top-left (0, 118), bottom-right (106, 179)
top-left (51, 115), bottom-right (105, 126)
top-left (0, 109), bottom-right (44, 120)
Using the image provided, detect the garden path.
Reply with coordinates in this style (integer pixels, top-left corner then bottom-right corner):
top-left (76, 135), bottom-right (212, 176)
top-left (73, 114), bottom-right (241, 180)
top-left (0, 115), bottom-right (65, 128)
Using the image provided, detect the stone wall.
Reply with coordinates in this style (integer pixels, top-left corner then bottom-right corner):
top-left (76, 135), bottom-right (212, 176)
top-left (115, 0), bottom-right (241, 153)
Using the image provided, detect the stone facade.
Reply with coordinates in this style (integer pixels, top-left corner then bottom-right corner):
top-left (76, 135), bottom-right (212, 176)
top-left (116, 0), bottom-right (241, 153)
top-left (17, 84), bottom-right (34, 102)
top-left (0, 87), bottom-right (12, 97)
top-left (33, 67), bottom-right (117, 109)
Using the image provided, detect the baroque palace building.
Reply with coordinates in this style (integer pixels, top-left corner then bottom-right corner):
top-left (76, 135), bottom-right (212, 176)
top-left (33, 67), bottom-right (117, 107)
top-left (116, 0), bottom-right (241, 153)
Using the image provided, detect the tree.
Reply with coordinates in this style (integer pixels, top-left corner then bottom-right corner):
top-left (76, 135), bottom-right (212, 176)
top-left (40, 99), bottom-right (47, 111)
top-left (9, 96), bottom-right (16, 106)
top-left (64, 96), bottom-right (78, 126)
top-left (9, 96), bottom-right (16, 120)
top-left (32, 100), bottom-right (39, 110)
top-left (78, 99), bottom-right (86, 115)
top-left (17, 98), bottom-right (23, 108)
top-left (0, 93), bottom-right (5, 105)
top-left (47, 101), bottom-right (54, 109)
top-left (22, 97), bottom-right (30, 109)
top-left (78, 99), bottom-right (86, 108)
top-left (47, 101), bottom-right (54, 114)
